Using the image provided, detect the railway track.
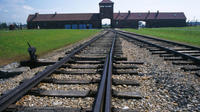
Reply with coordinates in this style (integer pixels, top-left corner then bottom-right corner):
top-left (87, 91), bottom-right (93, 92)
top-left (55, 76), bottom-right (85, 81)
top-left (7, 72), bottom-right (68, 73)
top-left (112, 30), bottom-right (200, 111)
top-left (0, 29), bottom-right (199, 111)
top-left (0, 30), bottom-right (112, 111)
top-left (116, 30), bottom-right (200, 76)
top-left (0, 30), bottom-right (144, 112)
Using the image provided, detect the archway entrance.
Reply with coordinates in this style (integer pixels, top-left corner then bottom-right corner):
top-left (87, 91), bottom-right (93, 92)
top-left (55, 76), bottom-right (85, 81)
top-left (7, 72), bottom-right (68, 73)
top-left (101, 18), bottom-right (111, 28)
top-left (138, 21), bottom-right (146, 29)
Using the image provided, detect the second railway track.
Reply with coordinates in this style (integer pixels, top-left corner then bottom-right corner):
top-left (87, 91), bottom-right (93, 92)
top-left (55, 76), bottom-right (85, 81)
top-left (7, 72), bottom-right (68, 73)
top-left (116, 30), bottom-right (200, 76)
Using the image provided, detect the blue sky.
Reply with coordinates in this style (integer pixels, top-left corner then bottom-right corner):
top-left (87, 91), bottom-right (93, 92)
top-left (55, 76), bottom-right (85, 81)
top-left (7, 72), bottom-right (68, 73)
top-left (0, 0), bottom-right (199, 24)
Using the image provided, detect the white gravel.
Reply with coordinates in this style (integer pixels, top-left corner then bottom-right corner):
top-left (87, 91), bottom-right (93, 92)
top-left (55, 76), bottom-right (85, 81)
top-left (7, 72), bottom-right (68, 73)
top-left (37, 83), bottom-right (98, 91)
top-left (0, 66), bottom-right (46, 95)
top-left (51, 74), bottom-right (101, 80)
top-left (16, 95), bottom-right (94, 109)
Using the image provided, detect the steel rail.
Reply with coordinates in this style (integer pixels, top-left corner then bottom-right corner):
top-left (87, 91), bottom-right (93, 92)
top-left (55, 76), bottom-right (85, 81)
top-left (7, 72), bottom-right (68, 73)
top-left (93, 32), bottom-right (116, 112)
top-left (0, 31), bottom-right (107, 112)
top-left (116, 31), bottom-right (200, 64)
top-left (93, 56), bottom-right (109, 112)
top-left (117, 30), bottom-right (200, 51)
top-left (105, 33), bottom-right (116, 112)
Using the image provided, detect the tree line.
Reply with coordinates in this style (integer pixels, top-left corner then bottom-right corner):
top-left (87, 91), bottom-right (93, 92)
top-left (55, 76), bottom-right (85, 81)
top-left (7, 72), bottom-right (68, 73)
top-left (0, 22), bottom-right (27, 30)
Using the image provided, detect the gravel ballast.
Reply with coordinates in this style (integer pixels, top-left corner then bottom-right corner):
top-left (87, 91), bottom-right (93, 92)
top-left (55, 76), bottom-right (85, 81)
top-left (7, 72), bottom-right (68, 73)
top-left (112, 37), bottom-right (200, 111)
top-left (16, 95), bottom-right (94, 109)
top-left (0, 32), bottom-right (101, 96)
top-left (1, 32), bottom-right (200, 111)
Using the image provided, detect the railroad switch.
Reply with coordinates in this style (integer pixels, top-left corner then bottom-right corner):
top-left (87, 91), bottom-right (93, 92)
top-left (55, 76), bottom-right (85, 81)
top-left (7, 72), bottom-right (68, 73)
top-left (20, 43), bottom-right (54, 68)
top-left (27, 42), bottom-right (37, 62)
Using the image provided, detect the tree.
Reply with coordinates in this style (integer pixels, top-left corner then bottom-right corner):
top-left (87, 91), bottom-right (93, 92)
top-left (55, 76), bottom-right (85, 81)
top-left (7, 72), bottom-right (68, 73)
top-left (195, 20), bottom-right (198, 26)
top-left (0, 22), bottom-right (7, 29)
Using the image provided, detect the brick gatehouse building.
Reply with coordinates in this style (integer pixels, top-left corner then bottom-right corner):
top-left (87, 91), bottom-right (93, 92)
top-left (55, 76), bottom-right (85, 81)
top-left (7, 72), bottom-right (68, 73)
top-left (27, 0), bottom-right (186, 29)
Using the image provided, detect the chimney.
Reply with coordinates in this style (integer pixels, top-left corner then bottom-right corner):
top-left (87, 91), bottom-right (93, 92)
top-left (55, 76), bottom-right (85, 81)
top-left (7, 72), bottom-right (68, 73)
top-left (126, 10), bottom-right (131, 19)
top-left (53, 12), bottom-right (57, 17)
top-left (116, 11), bottom-right (120, 19)
top-left (155, 10), bottom-right (159, 18)
top-left (157, 10), bottom-right (159, 14)
top-left (35, 13), bottom-right (39, 17)
top-left (146, 10), bottom-right (150, 19)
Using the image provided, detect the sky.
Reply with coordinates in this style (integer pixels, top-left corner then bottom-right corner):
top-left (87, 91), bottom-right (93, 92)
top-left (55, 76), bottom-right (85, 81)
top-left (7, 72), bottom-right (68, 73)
top-left (0, 0), bottom-right (199, 24)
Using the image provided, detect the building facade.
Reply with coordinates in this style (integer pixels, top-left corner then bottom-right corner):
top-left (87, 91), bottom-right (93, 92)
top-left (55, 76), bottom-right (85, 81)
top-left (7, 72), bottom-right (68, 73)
top-left (27, 0), bottom-right (186, 29)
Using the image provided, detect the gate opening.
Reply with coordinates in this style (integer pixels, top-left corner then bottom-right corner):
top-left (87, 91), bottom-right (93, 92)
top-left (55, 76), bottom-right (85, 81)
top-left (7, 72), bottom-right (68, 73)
top-left (138, 21), bottom-right (146, 29)
top-left (102, 18), bottom-right (111, 28)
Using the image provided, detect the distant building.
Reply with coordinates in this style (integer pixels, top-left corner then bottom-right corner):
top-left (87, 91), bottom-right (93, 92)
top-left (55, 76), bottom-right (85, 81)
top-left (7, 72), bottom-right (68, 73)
top-left (27, 0), bottom-right (186, 29)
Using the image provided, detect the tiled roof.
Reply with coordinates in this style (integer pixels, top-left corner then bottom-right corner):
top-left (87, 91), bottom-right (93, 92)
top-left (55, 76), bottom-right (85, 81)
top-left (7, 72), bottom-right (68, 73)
top-left (27, 13), bottom-right (99, 22)
top-left (113, 12), bottom-right (186, 20)
top-left (27, 12), bottom-right (186, 22)
top-left (99, 0), bottom-right (113, 4)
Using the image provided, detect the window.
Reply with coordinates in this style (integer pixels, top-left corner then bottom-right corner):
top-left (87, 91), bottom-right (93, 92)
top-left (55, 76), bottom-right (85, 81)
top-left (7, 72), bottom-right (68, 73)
top-left (105, 5), bottom-right (112, 7)
top-left (100, 5), bottom-right (112, 8)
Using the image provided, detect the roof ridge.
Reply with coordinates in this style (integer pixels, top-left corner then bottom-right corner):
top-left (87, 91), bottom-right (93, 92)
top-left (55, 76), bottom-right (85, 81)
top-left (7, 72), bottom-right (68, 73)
top-left (29, 13), bottom-right (99, 16)
top-left (100, 0), bottom-right (113, 4)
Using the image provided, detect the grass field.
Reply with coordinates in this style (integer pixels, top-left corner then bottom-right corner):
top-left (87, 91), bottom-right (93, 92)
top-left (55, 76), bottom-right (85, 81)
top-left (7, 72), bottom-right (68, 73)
top-left (123, 26), bottom-right (200, 47)
top-left (0, 29), bottom-right (100, 65)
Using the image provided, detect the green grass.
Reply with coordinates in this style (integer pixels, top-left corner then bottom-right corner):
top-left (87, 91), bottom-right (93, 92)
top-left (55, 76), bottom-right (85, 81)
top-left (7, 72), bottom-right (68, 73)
top-left (123, 26), bottom-right (200, 47)
top-left (0, 29), bottom-right (100, 65)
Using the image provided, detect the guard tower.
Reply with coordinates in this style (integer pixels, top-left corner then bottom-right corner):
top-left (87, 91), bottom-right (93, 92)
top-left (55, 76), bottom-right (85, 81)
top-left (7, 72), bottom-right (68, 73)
top-left (99, 0), bottom-right (114, 19)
